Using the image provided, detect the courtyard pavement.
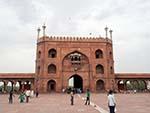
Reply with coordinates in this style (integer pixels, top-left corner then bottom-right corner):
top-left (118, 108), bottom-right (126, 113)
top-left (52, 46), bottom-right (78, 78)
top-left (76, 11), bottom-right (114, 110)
top-left (0, 93), bottom-right (150, 113)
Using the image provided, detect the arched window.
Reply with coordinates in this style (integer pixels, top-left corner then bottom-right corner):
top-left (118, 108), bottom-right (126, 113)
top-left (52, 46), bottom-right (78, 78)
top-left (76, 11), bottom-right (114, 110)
top-left (70, 52), bottom-right (81, 64)
top-left (96, 64), bottom-right (104, 74)
top-left (48, 64), bottom-right (56, 74)
top-left (38, 51), bottom-right (41, 58)
top-left (110, 66), bottom-right (113, 74)
top-left (95, 49), bottom-right (103, 59)
top-left (48, 49), bottom-right (57, 58)
top-left (109, 51), bottom-right (112, 58)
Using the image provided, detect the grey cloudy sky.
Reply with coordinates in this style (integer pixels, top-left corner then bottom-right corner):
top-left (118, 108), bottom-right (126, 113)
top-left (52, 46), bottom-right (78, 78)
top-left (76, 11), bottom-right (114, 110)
top-left (0, 0), bottom-right (150, 73)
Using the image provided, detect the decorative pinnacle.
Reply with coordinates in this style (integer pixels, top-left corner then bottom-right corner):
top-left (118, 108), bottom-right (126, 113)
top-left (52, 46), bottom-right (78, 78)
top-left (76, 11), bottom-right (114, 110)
top-left (109, 29), bottom-right (113, 40)
top-left (104, 26), bottom-right (108, 38)
top-left (42, 23), bottom-right (46, 36)
top-left (37, 27), bottom-right (41, 39)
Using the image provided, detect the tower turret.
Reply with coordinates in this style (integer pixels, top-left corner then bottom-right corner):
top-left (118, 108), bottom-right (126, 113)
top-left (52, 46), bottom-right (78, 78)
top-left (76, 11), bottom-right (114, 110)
top-left (42, 23), bottom-right (46, 36)
top-left (104, 26), bottom-right (108, 38)
top-left (109, 29), bottom-right (113, 40)
top-left (37, 27), bottom-right (41, 39)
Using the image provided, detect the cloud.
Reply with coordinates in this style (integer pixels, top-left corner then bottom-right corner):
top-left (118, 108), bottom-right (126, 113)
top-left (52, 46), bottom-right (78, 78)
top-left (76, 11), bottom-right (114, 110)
top-left (2, 0), bottom-right (38, 24)
top-left (0, 0), bottom-right (150, 72)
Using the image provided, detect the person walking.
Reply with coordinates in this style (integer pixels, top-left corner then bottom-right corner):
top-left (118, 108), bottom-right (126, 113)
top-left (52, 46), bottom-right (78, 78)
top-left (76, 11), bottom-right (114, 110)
top-left (18, 91), bottom-right (25, 103)
top-left (108, 90), bottom-right (116, 113)
top-left (85, 89), bottom-right (90, 105)
top-left (25, 90), bottom-right (30, 103)
top-left (70, 91), bottom-right (74, 105)
top-left (35, 89), bottom-right (39, 98)
top-left (8, 90), bottom-right (15, 104)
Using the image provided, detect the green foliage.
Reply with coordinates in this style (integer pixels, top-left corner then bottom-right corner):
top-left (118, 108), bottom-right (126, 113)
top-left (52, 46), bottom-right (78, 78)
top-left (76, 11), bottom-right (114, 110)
top-left (126, 80), bottom-right (147, 92)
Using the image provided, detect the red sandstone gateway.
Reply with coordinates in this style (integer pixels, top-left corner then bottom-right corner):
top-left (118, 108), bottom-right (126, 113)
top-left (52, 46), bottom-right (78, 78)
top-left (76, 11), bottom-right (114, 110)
top-left (0, 25), bottom-right (150, 93)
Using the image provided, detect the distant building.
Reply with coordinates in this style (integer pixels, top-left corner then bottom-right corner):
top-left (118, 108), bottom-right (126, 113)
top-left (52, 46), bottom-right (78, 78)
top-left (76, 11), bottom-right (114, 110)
top-left (0, 25), bottom-right (150, 93)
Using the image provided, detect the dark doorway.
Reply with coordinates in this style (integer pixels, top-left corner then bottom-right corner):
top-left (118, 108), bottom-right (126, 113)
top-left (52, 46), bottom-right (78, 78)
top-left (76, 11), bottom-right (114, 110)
top-left (69, 74), bottom-right (83, 92)
top-left (96, 80), bottom-right (105, 92)
top-left (47, 80), bottom-right (56, 92)
top-left (118, 80), bottom-right (125, 92)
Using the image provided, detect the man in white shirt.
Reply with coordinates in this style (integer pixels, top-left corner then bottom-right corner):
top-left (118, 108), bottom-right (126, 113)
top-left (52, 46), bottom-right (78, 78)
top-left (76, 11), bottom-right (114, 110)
top-left (25, 90), bottom-right (30, 103)
top-left (108, 90), bottom-right (116, 113)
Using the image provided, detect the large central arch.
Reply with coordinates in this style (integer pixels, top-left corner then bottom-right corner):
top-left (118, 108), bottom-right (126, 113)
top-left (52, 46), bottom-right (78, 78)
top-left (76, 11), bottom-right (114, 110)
top-left (62, 51), bottom-right (90, 92)
top-left (68, 74), bottom-right (83, 91)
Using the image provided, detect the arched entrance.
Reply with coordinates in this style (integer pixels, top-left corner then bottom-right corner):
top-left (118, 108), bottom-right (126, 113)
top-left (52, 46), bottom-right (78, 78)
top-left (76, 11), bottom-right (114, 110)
top-left (68, 74), bottom-right (83, 92)
top-left (0, 81), bottom-right (4, 93)
top-left (96, 80), bottom-right (105, 92)
top-left (138, 80), bottom-right (147, 91)
top-left (118, 80), bottom-right (125, 92)
top-left (24, 81), bottom-right (31, 90)
top-left (47, 80), bottom-right (56, 92)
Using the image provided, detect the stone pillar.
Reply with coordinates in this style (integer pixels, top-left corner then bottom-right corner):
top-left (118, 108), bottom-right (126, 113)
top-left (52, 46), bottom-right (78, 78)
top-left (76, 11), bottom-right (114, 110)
top-left (30, 81), bottom-right (34, 90)
top-left (18, 81), bottom-right (22, 91)
top-left (13, 81), bottom-right (17, 92)
top-left (3, 81), bottom-right (6, 92)
top-left (145, 80), bottom-right (149, 90)
top-left (11, 81), bottom-right (14, 91)
top-left (124, 80), bottom-right (127, 91)
top-left (26, 81), bottom-right (30, 90)
top-left (22, 81), bottom-right (25, 91)
top-left (115, 79), bottom-right (118, 91)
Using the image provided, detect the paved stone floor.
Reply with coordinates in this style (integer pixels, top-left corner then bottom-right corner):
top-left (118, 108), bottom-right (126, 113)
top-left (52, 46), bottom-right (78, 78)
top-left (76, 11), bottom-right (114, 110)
top-left (87, 93), bottom-right (150, 113)
top-left (0, 93), bottom-right (150, 113)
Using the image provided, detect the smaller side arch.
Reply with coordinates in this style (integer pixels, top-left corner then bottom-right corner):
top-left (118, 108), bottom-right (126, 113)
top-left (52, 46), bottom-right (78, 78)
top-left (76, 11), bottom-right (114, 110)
top-left (96, 79), bottom-right (105, 92)
top-left (48, 49), bottom-right (57, 58)
top-left (48, 64), bottom-right (56, 74)
top-left (47, 80), bottom-right (56, 92)
top-left (117, 80), bottom-right (125, 92)
top-left (95, 49), bottom-right (103, 59)
top-left (38, 51), bottom-right (41, 58)
top-left (96, 64), bottom-right (104, 74)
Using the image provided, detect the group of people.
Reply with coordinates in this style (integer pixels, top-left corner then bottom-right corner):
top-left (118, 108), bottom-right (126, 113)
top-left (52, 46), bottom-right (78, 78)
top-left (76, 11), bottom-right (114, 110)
top-left (8, 88), bottom-right (116, 113)
top-left (8, 89), bottom-right (39, 104)
top-left (70, 89), bottom-right (116, 113)
top-left (70, 89), bottom-right (90, 106)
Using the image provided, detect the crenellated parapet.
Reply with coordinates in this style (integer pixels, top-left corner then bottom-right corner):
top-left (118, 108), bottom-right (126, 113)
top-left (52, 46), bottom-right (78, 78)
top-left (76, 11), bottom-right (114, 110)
top-left (37, 36), bottom-right (112, 43)
top-left (36, 24), bottom-right (113, 44)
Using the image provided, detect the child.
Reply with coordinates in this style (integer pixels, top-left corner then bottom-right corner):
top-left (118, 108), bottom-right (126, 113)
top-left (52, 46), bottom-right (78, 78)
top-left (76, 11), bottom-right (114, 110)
top-left (70, 91), bottom-right (74, 105)
top-left (19, 91), bottom-right (25, 103)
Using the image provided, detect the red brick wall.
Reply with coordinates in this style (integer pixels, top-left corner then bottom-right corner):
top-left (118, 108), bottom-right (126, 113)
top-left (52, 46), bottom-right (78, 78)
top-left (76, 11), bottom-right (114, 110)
top-left (35, 36), bottom-right (115, 93)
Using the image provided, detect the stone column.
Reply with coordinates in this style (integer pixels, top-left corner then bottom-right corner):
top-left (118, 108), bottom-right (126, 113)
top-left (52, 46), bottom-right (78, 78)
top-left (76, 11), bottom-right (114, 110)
top-left (3, 81), bottom-right (6, 93)
top-left (13, 81), bottom-right (17, 92)
top-left (11, 81), bottom-right (14, 91)
top-left (18, 81), bottom-right (22, 91)
top-left (29, 81), bottom-right (34, 90)
top-left (22, 81), bottom-right (25, 91)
